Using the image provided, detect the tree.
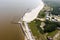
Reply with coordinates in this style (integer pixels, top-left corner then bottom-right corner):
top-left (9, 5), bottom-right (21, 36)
top-left (44, 20), bottom-right (57, 32)
top-left (38, 11), bottom-right (46, 18)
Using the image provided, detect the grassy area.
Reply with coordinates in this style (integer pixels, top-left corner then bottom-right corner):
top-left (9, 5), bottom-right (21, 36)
top-left (28, 20), bottom-right (46, 40)
top-left (28, 20), bottom-right (59, 39)
top-left (38, 11), bottom-right (46, 18)
top-left (28, 21), bottom-right (40, 36)
top-left (47, 30), bottom-right (58, 37)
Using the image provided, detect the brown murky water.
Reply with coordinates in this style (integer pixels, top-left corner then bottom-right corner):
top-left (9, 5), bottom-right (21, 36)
top-left (0, 19), bottom-right (24, 40)
top-left (0, 5), bottom-right (25, 40)
top-left (0, 0), bottom-right (25, 40)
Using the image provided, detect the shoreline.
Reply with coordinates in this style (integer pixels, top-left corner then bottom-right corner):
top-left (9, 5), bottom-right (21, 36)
top-left (23, 0), bottom-right (44, 22)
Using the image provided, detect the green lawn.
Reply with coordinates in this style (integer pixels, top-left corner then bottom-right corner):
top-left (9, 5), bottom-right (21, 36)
top-left (47, 30), bottom-right (58, 37)
top-left (28, 20), bottom-right (46, 40)
top-left (28, 21), bottom-right (40, 36)
top-left (38, 11), bottom-right (46, 18)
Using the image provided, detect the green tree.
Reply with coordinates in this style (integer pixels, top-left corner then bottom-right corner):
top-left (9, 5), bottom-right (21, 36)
top-left (44, 20), bottom-right (57, 32)
top-left (38, 11), bottom-right (46, 18)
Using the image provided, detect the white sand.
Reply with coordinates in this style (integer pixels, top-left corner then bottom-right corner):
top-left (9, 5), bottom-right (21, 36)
top-left (23, 0), bottom-right (44, 22)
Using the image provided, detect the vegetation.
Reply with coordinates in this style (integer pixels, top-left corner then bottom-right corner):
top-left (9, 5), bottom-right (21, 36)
top-left (51, 7), bottom-right (60, 15)
top-left (56, 22), bottom-right (60, 27)
top-left (47, 30), bottom-right (58, 37)
top-left (28, 20), bottom-right (46, 40)
top-left (29, 21), bottom-right (40, 36)
top-left (35, 20), bottom-right (44, 34)
top-left (44, 20), bottom-right (57, 32)
top-left (38, 11), bottom-right (46, 18)
top-left (28, 6), bottom-right (60, 40)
